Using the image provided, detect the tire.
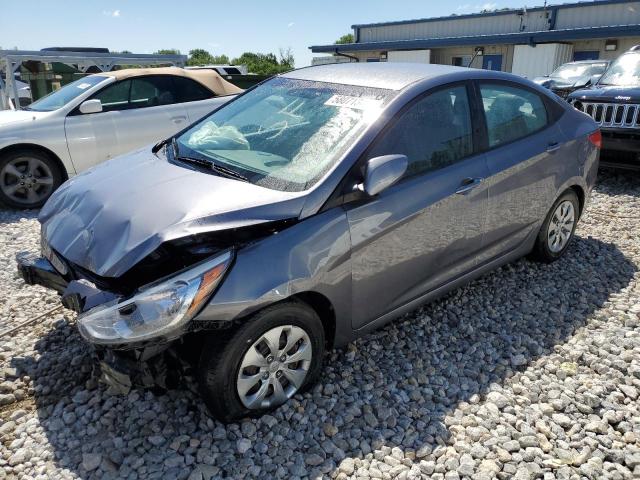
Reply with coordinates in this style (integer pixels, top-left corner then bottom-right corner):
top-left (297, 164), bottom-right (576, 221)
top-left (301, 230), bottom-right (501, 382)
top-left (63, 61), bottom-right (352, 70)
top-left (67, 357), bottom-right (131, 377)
top-left (197, 301), bottom-right (325, 423)
top-left (0, 149), bottom-right (63, 209)
top-left (530, 189), bottom-right (580, 263)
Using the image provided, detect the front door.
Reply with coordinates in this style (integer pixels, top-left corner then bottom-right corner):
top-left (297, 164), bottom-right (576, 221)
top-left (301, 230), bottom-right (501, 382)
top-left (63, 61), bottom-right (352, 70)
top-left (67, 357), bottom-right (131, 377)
top-left (346, 84), bottom-right (490, 330)
top-left (483, 55), bottom-right (503, 71)
top-left (477, 81), bottom-right (567, 262)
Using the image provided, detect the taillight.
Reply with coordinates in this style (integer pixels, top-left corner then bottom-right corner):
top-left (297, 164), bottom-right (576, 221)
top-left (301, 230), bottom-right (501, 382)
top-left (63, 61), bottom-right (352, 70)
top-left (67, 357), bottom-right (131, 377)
top-left (588, 130), bottom-right (602, 149)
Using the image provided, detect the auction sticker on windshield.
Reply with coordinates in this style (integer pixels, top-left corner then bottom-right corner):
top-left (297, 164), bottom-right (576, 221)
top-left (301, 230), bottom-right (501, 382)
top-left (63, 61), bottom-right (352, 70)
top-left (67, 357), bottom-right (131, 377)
top-left (325, 95), bottom-right (383, 111)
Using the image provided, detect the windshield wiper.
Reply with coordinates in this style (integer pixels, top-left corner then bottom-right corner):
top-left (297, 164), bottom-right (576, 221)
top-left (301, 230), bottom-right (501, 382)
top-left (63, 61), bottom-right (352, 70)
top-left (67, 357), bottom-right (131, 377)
top-left (174, 150), bottom-right (249, 182)
top-left (209, 162), bottom-right (249, 182)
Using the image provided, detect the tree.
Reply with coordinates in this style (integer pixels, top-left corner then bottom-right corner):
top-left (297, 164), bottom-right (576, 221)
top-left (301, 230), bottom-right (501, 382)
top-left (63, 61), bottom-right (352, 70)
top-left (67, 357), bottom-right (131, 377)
top-left (278, 48), bottom-right (294, 70)
top-left (211, 54), bottom-right (230, 65)
top-left (187, 48), bottom-right (214, 66)
top-left (335, 33), bottom-right (354, 45)
top-left (154, 49), bottom-right (181, 55)
top-left (231, 50), bottom-right (295, 75)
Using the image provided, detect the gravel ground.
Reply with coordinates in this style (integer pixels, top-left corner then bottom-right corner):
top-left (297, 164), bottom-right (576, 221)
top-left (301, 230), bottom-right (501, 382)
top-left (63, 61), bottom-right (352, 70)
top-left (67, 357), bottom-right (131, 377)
top-left (0, 169), bottom-right (639, 480)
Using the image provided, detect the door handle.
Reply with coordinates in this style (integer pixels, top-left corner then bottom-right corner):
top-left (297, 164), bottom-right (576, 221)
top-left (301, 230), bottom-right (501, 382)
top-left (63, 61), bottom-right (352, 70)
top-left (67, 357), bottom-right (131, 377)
top-left (456, 177), bottom-right (484, 195)
top-left (546, 141), bottom-right (561, 153)
top-left (171, 115), bottom-right (187, 124)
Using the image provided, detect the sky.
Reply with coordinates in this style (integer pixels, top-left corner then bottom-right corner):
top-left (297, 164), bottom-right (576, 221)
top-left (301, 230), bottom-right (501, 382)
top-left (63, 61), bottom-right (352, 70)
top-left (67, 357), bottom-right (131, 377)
top-left (0, 0), bottom-right (576, 68)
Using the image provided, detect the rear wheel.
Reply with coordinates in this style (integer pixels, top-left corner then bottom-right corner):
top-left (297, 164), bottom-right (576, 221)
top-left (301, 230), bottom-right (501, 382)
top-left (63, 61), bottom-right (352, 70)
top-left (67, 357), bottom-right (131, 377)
top-left (530, 189), bottom-right (579, 263)
top-left (0, 149), bottom-right (63, 209)
top-left (197, 302), bottom-right (325, 423)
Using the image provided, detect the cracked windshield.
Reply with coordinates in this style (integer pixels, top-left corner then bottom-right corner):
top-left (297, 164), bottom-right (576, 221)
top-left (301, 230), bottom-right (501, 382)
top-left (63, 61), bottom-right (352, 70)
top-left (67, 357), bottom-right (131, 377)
top-left (175, 77), bottom-right (394, 191)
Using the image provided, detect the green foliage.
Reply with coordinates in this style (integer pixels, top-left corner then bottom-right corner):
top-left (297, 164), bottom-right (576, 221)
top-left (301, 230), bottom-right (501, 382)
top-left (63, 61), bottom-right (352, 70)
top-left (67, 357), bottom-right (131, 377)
top-left (154, 49), bottom-right (181, 55)
top-left (210, 54), bottom-right (230, 65)
top-left (335, 34), bottom-right (354, 45)
top-left (154, 47), bottom-right (294, 75)
top-left (186, 49), bottom-right (213, 66)
top-left (231, 48), bottom-right (294, 75)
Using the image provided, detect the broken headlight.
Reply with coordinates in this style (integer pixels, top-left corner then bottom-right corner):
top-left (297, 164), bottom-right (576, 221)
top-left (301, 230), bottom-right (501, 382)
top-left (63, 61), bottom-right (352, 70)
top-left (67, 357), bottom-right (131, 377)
top-left (77, 250), bottom-right (233, 345)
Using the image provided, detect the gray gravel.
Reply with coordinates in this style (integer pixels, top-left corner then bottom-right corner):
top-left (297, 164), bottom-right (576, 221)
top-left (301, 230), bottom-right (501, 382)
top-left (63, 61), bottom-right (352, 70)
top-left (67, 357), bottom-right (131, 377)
top-left (1, 169), bottom-right (639, 479)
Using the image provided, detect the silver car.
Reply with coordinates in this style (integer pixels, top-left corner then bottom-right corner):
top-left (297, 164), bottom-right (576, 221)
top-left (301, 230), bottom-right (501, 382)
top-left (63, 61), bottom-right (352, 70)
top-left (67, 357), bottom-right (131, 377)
top-left (17, 63), bottom-right (600, 422)
top-left (0, 67), bottom-right (240, 208)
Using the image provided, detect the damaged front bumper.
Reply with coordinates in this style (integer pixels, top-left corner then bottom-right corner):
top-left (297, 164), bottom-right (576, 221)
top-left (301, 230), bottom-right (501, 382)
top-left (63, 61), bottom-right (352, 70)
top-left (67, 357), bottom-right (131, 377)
top-left (16, 252), bottom-right (68, 294)
top-left (17, 248), bottom-right (231, 393)
top-left (93, 343), bottom-right (182, 394)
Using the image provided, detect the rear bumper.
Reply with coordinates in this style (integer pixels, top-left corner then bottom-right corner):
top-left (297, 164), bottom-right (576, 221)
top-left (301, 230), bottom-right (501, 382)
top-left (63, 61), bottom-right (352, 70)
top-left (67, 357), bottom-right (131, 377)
top-left (601, 129), bottom-right (640, 153)
top-left (16, 252), bottom-right (68, 293)
top-left (600, 129), bottom-right (640, 169)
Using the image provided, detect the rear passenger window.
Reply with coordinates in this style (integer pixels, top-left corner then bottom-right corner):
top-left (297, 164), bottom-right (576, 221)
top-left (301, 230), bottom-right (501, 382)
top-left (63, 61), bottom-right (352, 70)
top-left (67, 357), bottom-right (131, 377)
top-left (130, 76), bottom-right (176, 108)
top-left (480, 84), bottom-right (548, 147)
top-left (173, 77), bottom-right (214, 102)
top-left (368, 85), bottom-right (473, 178)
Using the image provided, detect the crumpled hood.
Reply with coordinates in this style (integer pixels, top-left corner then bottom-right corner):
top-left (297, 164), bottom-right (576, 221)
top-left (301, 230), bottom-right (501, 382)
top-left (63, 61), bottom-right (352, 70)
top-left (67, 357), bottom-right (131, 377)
top-left (569, 85), bottom-right (640, 103)
top-left (39, 147), bottom-right (307, 278)
top-left (0, 109), bottom-right (49, 128)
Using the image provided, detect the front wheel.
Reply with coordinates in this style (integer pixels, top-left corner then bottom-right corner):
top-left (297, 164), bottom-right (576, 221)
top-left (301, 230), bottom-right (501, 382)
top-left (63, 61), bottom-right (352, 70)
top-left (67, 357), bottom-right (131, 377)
top-left (530, 189), bottom-right (579, 263)
top-left (197, 302), bottom-right (325, 423)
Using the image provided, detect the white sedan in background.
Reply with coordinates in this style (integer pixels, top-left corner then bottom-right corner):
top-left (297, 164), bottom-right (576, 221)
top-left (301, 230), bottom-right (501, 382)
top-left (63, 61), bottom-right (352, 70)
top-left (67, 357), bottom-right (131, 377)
top-left (0, 67), bottom-right (242, 208)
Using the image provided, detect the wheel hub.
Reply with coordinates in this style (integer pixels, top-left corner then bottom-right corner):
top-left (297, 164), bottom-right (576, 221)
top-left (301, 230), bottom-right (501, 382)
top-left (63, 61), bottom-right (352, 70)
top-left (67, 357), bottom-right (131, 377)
top-left (547, 200), bottom-right (575, 253)
top-left (236, 325), bottom-right (312, 410)
top-left (1, 156), bottom-right (54, 206)
top-left (268, 361), bottom-right (282, 373)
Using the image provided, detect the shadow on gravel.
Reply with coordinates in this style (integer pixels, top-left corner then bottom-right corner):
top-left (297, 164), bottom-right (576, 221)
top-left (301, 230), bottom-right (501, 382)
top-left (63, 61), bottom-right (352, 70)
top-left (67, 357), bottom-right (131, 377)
top-left (11, 234), bottom-right (636, 479)
top-left (597, 167), bottom-right (640, 197)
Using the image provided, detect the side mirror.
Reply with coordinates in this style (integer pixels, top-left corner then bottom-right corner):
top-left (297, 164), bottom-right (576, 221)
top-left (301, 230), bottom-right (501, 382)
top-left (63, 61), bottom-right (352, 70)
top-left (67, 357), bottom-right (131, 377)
top-left (79, 99), bottom-right (103, 114)
top-left (362, 154), bottom-right (408, 196)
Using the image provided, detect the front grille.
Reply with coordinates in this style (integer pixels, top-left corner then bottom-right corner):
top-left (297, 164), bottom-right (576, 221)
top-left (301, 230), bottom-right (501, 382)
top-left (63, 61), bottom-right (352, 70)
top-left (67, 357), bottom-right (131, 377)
top-left (571, 100), bottom-right (640, 128)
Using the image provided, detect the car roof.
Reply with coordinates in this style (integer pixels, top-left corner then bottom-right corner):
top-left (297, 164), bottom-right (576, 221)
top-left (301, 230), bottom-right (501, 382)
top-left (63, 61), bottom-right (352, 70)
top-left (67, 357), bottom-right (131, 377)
top-left (95, 66), bottom-right (243, 96)
top-left (281, 62), bottom-right (476, 91)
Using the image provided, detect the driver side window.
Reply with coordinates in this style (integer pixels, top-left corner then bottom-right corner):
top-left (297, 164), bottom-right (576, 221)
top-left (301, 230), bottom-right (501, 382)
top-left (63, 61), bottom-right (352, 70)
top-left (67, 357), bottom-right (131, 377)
top-left (92, 80), bottom-right (131, 112)
top-left (367, 85), bottom-right (473, 179)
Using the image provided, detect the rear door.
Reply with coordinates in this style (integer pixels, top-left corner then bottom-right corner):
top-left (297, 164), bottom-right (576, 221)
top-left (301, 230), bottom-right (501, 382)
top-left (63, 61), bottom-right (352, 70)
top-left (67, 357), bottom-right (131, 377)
top-left (346, 83), bottom-right (490, 330)
top-left (476, 81), bottom-right (568, 263)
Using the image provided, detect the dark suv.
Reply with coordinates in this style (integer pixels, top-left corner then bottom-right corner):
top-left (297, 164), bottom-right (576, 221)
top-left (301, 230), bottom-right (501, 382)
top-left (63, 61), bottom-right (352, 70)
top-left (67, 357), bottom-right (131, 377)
top-left (568, 46), bottom-right (640, 169)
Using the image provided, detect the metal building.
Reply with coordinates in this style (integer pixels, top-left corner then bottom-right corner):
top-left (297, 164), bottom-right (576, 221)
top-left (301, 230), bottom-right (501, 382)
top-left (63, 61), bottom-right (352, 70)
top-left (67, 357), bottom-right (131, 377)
top-left (310, 0), bottom-right (640, 77)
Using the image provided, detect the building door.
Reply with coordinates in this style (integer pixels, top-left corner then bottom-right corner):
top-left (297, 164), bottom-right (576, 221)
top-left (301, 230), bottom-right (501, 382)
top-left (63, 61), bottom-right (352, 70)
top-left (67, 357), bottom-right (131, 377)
top-left (573, 51), bottom-right (600, 61)
top-left (482, 55), bottom-right (503, 71)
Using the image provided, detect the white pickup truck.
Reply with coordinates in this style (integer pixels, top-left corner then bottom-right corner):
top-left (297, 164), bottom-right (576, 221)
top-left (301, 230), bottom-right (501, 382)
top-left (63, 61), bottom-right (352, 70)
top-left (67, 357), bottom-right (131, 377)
top-left (0, 67), bottom-right (241, 208)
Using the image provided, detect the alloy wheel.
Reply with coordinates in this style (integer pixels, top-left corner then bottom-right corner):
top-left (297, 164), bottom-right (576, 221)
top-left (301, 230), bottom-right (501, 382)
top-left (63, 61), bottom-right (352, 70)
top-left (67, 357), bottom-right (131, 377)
top-left (547, 200), bottom-right (575, 253)
top-left (0, 156), bottom-right (54, 206)
top-left (236, 325), bottom-right (312, 409)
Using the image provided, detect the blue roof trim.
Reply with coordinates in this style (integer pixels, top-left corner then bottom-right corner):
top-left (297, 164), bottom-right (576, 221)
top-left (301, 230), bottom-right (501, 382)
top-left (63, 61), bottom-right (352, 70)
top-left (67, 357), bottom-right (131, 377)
top-left (350, 0), bottom-right (634, 29)
top-left (310, 24), bottom-right (640, 53)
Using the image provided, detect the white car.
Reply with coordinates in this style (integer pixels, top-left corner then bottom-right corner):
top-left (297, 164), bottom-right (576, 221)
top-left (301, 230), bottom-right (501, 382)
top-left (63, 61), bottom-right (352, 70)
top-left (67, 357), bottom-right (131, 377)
top-left (0, 67), bottom-right (242, 208)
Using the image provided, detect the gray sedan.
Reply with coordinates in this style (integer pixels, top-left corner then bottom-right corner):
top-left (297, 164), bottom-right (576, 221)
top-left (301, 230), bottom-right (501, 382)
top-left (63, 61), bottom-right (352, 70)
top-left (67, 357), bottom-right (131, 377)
top-left (17, 63), bottom-right (600, 422)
